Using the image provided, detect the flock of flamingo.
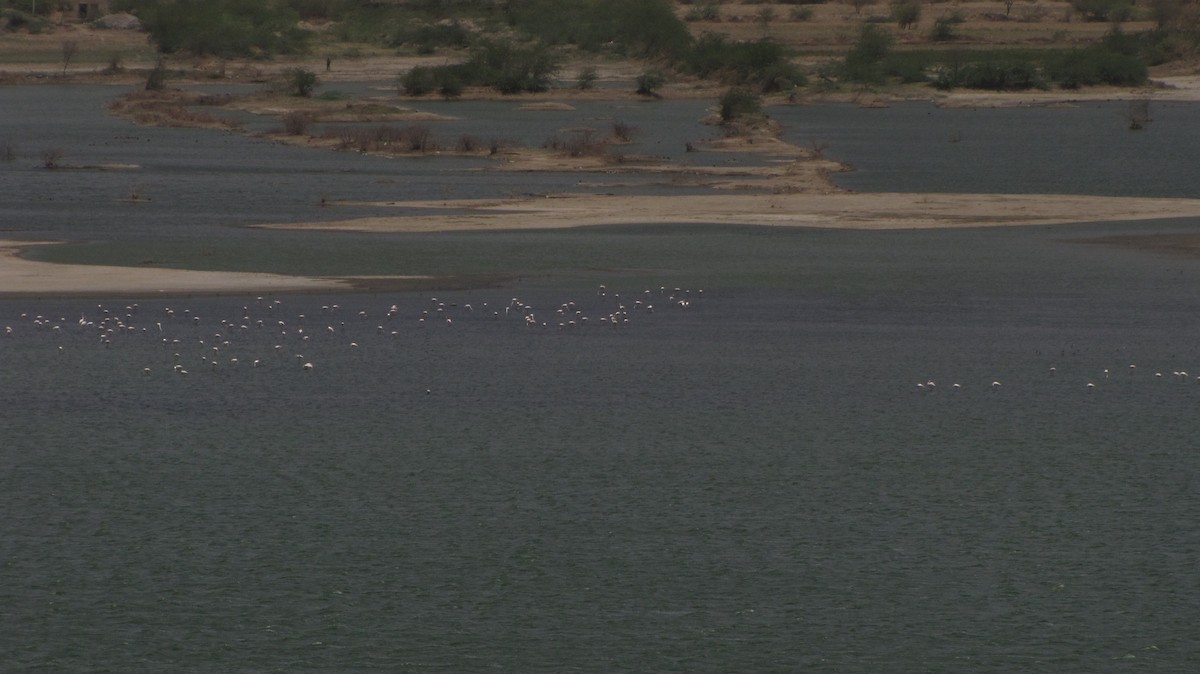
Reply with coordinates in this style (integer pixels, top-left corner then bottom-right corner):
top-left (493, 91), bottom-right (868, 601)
top-left (8, 286), bottom-right (1196, 397)
top-left (1, 285), bottom-right (703, 379)
top-left (915, 362), bottom-right (1200, 394)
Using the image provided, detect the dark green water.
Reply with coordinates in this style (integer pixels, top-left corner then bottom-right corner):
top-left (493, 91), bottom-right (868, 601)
top-left (2, 86), bottom-right (1200, 671)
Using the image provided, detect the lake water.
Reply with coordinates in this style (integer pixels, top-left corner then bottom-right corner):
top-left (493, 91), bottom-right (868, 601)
top-left (2, 85), bottom-right (1200, 671)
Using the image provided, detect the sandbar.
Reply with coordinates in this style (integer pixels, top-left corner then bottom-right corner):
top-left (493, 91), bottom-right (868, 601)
top-left (0, 240), bottom-right (349, 298)
top-left (267, 192), bottom-right (1200, 233)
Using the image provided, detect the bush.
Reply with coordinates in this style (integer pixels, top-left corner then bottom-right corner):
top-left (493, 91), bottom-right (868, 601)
top-left (611, 120), bottom-right (637, 142)
top-left (789, 7), bottom-right (815, 21)
top-left (1070, 0), bottom-right (1135, 21)
top-left (282, 111), bottom-right (314, 135)
top-left (1045, 45), bottom-right (1148, 87)
top-left (544, 130), bottom-right (610, 157)
top-left (399, 66), bottom-right (437, 96)
top-left (935, 59), bottom-right (1047, 90)
top-left (137, 0), bottom-right (311, 57)
top-left (398, 38), bottom-right (560, 95)
top-left (464, 38), bottom-right (560, 93)
top-left (577, 66), bottom-right (598, 90)
top-left (145, 59), bottom-right (167, 91)
top-left (635, 70), bottom-right (667, 96)
top-left (438, 73), bottom-right (464, 99)
top-left (685, 3), bottom-right (721, 21)
top-left (892, 0), bottom-right (922, 29)
top-left (1, 9), bottom-right (51, 33)
top-left (286, 68), bottom-right (318, 97)
top-left (330, 125), bottom-right (440, 153)
top-left (718, 88), bottom-right (762, 122)
top-left (841, 23), bottom-right (893, 83)
top-left (387, 20), bottom-right (473, 52)
top-left (680, 34), bottom-right (805, 91)
top-left (930, 16), bottom-right (957, 41)
top-left (882, 53), bottom-right (930, 82)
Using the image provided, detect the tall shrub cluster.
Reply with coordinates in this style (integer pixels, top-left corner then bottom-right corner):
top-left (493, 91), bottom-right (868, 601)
top-left (115, 0), bottom-right (311, 57)
top-left (400, 38), bottom-right (560, 95)
top-left (681, 33), bottom-right (807, 92)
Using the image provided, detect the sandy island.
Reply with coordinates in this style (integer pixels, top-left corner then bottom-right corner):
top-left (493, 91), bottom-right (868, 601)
top-left (0, 241), bottom-right (354, 298)
top-left (7, 188), bottom-right (1200, 297)
top-left (267, 192), bottom-right (1200, 233)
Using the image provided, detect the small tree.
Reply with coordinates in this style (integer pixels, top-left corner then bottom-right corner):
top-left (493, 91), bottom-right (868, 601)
top-left (286, 68), bottom-right (318, 97)
top-left (577, 66), bottom-right (598, 90)
top-left (893, 0), bottom-right (922, 29)
top-left (145, 58), bottom-right (167, 91)
top-left (842, 23), bottom-right (894, 83)
top-left (438, 73), bottom-right (463, 99)
top-left (282, 111), bottom-right (314, 135)
top-left (635, 70), bottom-right (667, 97)
top-left (399, 66), bottom-right (437, 96)
top-left (719, 88), bottom-right (762, 122)
top-left (756, 6), bottom-right (777, 31)
top-left (931, 16), bottom-right (958, 41)
top-left (1070, 0), bottom-right (1135, 21)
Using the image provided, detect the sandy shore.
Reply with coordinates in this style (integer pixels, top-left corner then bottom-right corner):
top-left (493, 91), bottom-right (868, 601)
top-left (269, 192), bottom-right (1200, 233)
top-left (0, 240), bottom-right (350, 298)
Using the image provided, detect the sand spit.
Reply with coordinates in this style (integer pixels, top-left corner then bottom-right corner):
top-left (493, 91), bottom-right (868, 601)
top-left (0, 241), bottom-right (349, 298)
top-left (265, 192), bottom-right (1200, 233)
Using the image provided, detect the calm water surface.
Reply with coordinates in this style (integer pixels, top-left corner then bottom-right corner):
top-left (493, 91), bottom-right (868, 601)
top-left (2, 85), bottom-right (1199, 671)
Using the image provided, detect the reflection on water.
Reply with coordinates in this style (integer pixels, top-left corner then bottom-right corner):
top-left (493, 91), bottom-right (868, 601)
top-left (3, 86), bottom-right (1200, 671)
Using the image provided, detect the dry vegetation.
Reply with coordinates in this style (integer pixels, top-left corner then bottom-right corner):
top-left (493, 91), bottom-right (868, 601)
top-left (107, 90), bottom-right (243, 130)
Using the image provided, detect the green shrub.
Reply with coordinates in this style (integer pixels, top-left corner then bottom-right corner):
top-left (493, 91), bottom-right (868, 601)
top-left (145, 58), bottom-right (167, 91)
top-left (680, 34), bottom-right (805, 91)
top-left (576, 66), bottom-right (598, 90)
top-left (1, 9), bottom-right (51, 33)
top-left (1045, 45), bottom-right (1148, 87)
top-left (930, 16), bottom-right (957, 41)
top-left (438, 72), bottom-right (464, 99)
top-left (882, 53), bottom-right (930, 82)
top-left (388, 19), bottom-right (473, 52)
top-left (136, 0), bottom-right (311, 57)
top-left (1070, 0), bottom-right (1135, 21)
top-left (635, 70), bottom-right (667, 96)
top-left (400, 38), bottom-right (560, 95)
top-left (464, 38), bottom-right (560, 93)
top-left (286, 68), bottom-right (318, 97)
top-left (841, 23), bottom-right (893, 83)
top-left (399, 66), bottom-right (438, 95)
top-left (892, 0), bottom-right (922, 29)
top-left (935, 59), bottom-right (1047, 90)
top-left (718, 87), bottom-right (762, 122)
top-left (685, 3), bottom-right (721, 21)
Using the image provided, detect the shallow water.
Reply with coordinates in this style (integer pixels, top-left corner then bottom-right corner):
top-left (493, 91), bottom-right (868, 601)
top-left (3, 85), bottom-right (1200, 671)
top-left (772, 100), bottom-right (1200, 198)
